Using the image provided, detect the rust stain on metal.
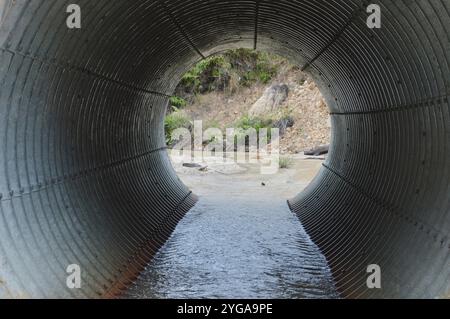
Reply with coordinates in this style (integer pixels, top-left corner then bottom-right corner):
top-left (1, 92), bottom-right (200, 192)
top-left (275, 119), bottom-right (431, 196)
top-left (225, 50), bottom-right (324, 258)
top-left (102, 240), bottom-right (160, 299)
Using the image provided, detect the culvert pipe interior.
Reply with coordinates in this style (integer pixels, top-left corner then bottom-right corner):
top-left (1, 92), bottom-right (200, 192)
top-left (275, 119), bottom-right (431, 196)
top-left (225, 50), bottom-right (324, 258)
top-left (0, 0), bottom-right (449, 299)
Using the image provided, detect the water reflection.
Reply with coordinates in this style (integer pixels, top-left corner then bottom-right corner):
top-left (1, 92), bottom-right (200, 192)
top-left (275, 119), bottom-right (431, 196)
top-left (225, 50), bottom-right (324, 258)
top-left (125, 195), bottom-right (339, 299)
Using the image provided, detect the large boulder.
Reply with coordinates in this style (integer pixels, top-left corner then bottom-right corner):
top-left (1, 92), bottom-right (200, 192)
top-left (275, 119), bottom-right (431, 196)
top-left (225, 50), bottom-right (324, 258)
top-left (249, 84), bottom-right (289, 117)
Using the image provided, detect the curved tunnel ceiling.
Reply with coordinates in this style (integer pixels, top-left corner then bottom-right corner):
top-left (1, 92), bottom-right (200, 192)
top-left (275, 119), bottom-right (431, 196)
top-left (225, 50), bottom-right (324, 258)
top-left (0, 0), bottom-right (449, 298)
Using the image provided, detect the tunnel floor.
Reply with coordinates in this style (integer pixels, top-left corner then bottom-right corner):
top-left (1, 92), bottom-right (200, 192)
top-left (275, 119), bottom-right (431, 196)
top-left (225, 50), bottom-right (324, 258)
top-left (124, 156), bottom-right (339, 299)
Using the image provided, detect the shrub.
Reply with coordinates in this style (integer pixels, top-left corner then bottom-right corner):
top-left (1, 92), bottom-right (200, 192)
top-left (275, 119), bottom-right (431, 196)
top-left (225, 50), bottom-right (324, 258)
top-left (254, 52), bottom-right (278, 84)
top-left (279, 156), bottom-right (294, 169)
top-left (180, 55), bottom-right (229, 94)
top-left (233, 115), bottom-right (275, 147)
top-left (164, 112), bottom-right (192, 145)
top-left (176, 49), bottom-right (282, 94)
top-left (204, 119), bottom-right (221, 130)
top-left (235, 115), bottom-right (274, 133)
top-left (227, 49), bottom-right (278, 87)
top-left (257, 70), bottom-right (273, 84)
top-left (169, 96), bottom-right (187, 109)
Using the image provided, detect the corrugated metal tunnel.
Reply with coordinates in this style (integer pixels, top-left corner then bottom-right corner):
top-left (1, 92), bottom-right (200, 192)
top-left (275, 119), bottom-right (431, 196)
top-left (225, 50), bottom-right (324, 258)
top-left (0, 0), bottom-right (449, 299)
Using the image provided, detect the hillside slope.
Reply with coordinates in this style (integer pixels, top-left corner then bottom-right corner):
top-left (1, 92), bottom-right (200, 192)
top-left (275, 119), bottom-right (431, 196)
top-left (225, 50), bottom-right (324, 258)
top-left (168, 50), bottom-right (331, 154)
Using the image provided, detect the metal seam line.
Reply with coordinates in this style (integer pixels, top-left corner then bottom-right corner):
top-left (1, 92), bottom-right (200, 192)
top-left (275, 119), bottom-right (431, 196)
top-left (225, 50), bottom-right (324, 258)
top-left (0, 47), bottom-right (171, 98)
top-left (301, 3), bottom-right (365, 72)
top-left (329, 94), bottom-right (449, 115)
top-left (0, 147), bottom-right (168, 203)
top-left (159, 1), bottom-right (206, 59)
top-left (254, 0), bottom-right (260, 50)
top-left (321, 163), bottom-right (449, 247)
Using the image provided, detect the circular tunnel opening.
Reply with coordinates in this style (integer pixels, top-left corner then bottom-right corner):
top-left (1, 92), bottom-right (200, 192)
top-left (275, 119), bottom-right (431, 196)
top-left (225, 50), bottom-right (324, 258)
top-left (0, 0), bottom-right (448, 299)
top-left (121, 49), bottom-right (336, 299)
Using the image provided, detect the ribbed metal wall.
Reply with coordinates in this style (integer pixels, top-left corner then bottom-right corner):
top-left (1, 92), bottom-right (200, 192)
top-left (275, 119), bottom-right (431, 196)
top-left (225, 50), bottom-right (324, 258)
top-left (0, 0), bottom-right (448, 298)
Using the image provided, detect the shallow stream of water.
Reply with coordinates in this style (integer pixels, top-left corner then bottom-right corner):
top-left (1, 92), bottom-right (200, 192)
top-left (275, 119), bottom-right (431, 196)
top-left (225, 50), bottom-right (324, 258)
top-left (125, 193), bottom-right (339, 299)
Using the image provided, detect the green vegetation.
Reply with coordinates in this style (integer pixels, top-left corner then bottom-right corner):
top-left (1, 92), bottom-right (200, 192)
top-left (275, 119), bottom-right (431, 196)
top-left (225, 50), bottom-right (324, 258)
top-left (234, 112), bottom-right (295, 137)
top-left (231, 115), bottom-right (276, 146)
top-left (169, 96), bottom-right (187, 110)
top-left (279, 156), bottom-right (294, 169)
top-left (225, 49), bottom-right (279, 86)
top-left (165, 49), bottom-right (294, 145)
top-left (203, 119), bottom-right (221, 131)
top-left (179, 55), bottom-right (229, 94)
top-left (175, 49), bottom-right (283, 96)
top-left (234, 115), bottom-right (274, 134)
top-left (164, 111), bottom-right (192, 145)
